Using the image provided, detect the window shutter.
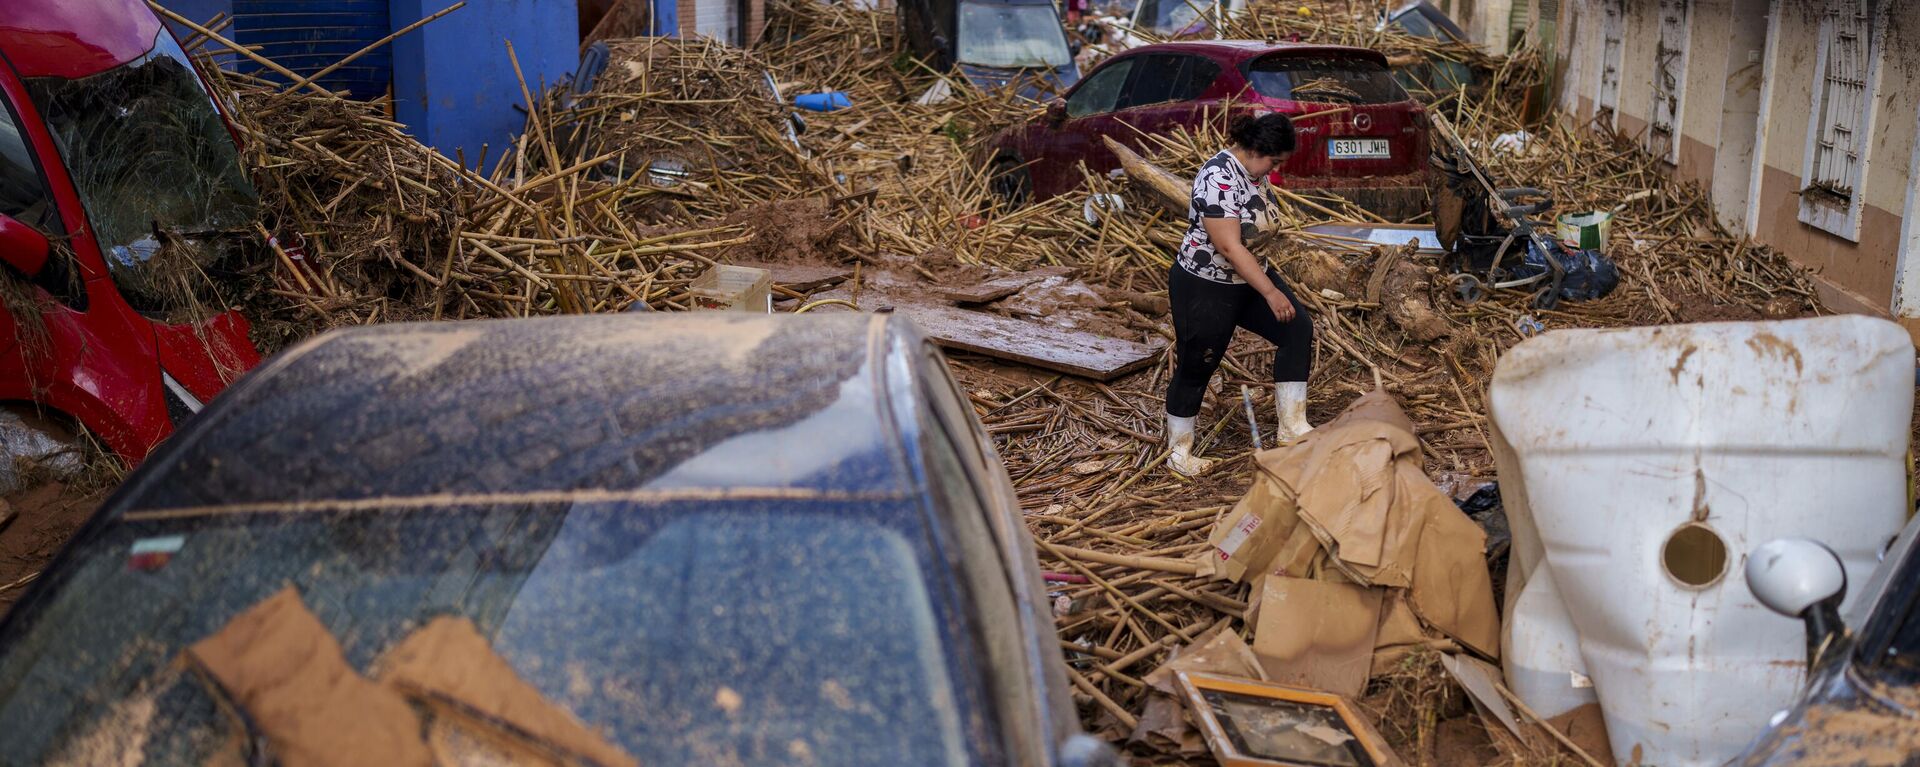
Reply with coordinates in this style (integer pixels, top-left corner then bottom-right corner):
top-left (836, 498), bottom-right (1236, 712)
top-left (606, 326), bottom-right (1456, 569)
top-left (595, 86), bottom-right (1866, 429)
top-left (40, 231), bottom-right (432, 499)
top-left (1810, 0), bottom-right (1872, 202)
top-left (1596, 0), bottom-right (1625, 121)
top-left (1649, 0), bottom-right (1688, 163)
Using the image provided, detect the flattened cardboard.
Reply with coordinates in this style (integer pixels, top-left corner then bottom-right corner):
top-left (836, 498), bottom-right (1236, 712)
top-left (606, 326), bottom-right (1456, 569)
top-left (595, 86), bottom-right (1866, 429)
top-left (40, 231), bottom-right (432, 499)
top-left (186, 587), bottom-right (431, 767)
top-left (1370, 592), bottom-right (1458, 676)
top-left (380, 617), bottom-right (639, 767)
top-left (1251, 577), bottom-right (1384, 697)
top-left (1205, 469), bottom-right (1303, 583)
top-left (1145, 623), bottom-right (1268, 695)
top-left (1212, 390), bottom-right (1502, 659)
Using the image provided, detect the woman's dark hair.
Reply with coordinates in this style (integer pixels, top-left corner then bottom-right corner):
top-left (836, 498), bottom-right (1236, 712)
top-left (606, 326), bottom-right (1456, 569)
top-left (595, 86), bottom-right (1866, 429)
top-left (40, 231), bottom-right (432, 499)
top-left (1229, 113), bottom-right (1296, 157)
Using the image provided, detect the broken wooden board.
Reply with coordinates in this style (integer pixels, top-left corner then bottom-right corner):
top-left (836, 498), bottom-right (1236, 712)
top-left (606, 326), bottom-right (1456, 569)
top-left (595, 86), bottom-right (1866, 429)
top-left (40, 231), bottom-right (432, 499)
top-left (731, 262), bottom-right (853, 292)
top-left (898, 304), bottom-right (1163, 381)
top-left (937, 266), bottom-right (1073, 304)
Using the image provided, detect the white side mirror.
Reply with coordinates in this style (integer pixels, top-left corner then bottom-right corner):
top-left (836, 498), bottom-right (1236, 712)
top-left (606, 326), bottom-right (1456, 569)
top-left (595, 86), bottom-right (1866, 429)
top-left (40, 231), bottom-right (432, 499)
top-left (1746, 538), bottom-right (1848, 665)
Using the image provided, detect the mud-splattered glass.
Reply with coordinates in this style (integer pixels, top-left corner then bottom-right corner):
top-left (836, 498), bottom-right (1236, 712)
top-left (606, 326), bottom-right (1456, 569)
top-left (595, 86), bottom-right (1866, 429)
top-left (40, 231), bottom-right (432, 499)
top-left (0, 502), bottom-right (978, 766)
top-left (1246, 56), bottom-right (1411, 105)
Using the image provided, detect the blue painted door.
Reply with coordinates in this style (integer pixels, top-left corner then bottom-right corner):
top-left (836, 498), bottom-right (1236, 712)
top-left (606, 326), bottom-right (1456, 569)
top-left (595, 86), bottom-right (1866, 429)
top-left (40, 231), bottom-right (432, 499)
top-left (232, 0), bottom-right (393, 100)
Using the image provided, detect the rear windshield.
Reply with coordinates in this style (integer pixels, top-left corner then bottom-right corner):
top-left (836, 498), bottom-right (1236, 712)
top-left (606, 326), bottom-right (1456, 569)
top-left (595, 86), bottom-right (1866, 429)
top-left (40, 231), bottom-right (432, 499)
top-left (957, 1), bottom-right (1074, 69)
top-left (0, 501), bottom-right (976, 767)
top-left (1246, 56), bottom-right (1409, 104)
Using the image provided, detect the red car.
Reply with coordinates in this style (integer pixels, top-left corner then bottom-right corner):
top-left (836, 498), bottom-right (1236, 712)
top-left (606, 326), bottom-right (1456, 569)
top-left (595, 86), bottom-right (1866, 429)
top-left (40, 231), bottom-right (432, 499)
top-left (987, 40), bottom-right (1432, 218)
top-left (0, 0), bottom-right (263, 462)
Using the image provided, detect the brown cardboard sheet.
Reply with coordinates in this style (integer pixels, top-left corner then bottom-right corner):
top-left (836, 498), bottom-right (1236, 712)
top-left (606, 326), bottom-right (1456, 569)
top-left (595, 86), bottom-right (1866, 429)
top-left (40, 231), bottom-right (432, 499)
top-left (184, 587), bottom-right (432, 767)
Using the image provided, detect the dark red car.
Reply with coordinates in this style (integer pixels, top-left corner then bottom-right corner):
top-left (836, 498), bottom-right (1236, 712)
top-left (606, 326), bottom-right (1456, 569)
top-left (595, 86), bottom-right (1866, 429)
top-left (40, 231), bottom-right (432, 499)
top-left (987, 40), bottom-right (1432, 218)
top-left (0, 0), bottom-right (263, 462)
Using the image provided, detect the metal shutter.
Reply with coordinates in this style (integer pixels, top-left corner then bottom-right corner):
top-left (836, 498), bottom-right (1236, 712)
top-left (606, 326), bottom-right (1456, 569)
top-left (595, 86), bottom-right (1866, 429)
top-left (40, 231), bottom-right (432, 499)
top-left (232, 0), bottom-right (393, 100)
top-left (692, 0), bottom-right (739, 44)
top-left (1809, 0), bottom-right (1872, 201)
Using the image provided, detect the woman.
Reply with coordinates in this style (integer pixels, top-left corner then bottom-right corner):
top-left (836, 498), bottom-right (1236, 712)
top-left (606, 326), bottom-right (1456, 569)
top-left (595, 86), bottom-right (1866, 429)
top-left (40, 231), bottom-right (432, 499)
top-left (1164, 113), bottom-right (1314, 475)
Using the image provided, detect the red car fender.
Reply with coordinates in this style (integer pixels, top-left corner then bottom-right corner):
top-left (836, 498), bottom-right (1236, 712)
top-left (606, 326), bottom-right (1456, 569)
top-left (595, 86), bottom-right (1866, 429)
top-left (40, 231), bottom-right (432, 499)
top-left (0, 298), bottom-right (172, 460)
top-left (155, 311), bottom-right (261, 404)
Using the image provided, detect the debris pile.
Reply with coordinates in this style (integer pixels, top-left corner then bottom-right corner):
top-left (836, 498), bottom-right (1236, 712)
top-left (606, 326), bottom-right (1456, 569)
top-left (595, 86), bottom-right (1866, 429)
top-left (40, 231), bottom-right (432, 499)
top-left (167, 0), bottom-right (1834, 762)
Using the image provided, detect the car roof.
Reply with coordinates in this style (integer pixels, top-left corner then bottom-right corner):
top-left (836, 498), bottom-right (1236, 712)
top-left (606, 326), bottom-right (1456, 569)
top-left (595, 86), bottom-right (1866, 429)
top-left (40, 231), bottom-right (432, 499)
top-left (1117, 39), bottom-right (1389, 64)
top-left (111, 313), bottom-right (932, 515)
top-left (0, 0), bottom-right (163, 79)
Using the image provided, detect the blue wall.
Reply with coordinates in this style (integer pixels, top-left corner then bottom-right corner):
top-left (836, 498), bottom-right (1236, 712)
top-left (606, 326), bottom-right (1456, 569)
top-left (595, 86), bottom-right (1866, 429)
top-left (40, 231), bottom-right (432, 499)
top-left (391, 0), bottom-right (579, 168)
top-left (162, 0), bottom-right (235, 33)
top-left (162, 0), bottom-right (235, 65)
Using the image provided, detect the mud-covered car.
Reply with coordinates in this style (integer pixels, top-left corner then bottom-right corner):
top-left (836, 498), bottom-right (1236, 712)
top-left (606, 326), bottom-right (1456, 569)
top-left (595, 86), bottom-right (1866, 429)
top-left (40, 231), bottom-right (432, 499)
top-left (985, 40), bottom-right (1433, 217)
top-left (1735, 514), bottom-right (1920, 763)
top-left (0, 313), bottom-right (1117, 767)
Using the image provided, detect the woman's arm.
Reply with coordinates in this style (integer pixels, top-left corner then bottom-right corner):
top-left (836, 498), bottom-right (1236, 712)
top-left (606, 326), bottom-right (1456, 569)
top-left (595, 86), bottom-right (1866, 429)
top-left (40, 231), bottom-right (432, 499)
top-left (1202, 216), bottom-right (1295, 322)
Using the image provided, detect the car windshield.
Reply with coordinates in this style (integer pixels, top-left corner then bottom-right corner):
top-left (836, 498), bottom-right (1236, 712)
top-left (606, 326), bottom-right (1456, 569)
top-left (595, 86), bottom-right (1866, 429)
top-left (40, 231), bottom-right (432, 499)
top-left (958, 2), bottom-right (1074, 69)
top-left (0, 501), bottom-right (975, 766)
top-left (23, 30), bottom-right (257, 318)
top-left (1247, 55), bottom-right (1409, 104)
top-left (1391, 8), bottom-right (1449, 39)
top-left (1132, 0), bottom-right (1210, 34)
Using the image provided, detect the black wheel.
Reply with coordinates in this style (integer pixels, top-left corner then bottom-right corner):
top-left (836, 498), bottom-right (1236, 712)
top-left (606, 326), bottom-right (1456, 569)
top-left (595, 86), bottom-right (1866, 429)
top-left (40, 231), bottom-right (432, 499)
top-left (989, 157), bottom-right (1031, 210)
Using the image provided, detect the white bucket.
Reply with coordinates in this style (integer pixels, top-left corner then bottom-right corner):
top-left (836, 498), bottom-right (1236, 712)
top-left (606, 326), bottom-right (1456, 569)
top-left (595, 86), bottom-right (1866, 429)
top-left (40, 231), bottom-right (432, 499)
top-left (1489, 316), bottom-right (1914, 766)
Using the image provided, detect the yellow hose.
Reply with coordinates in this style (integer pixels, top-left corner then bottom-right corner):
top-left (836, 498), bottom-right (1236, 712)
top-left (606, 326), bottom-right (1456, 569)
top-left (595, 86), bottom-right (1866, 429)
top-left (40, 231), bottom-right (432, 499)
top-left (794, 298), bottom-right (860, 313)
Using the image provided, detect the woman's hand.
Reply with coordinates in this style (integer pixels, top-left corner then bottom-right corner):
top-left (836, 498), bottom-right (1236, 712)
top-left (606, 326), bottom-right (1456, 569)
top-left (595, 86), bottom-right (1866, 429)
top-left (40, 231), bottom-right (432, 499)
top-left (1263, 288), bottom-right (1296, 323)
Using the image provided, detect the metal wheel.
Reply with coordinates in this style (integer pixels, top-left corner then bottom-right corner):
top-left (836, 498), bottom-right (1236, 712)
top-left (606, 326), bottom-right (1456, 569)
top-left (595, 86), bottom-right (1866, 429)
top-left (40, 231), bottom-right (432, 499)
top-left (1447, 273), bottom-right (1487, 304)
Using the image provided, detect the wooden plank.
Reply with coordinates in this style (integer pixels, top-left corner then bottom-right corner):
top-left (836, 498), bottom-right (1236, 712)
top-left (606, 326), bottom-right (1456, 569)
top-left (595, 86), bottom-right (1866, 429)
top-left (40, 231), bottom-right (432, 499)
top-left (732, 262), bottom-right (853, 292)
top-left (898, 304), bottom-right (1163, 381)
top-left (937, 266), bottom-right (1073, 304)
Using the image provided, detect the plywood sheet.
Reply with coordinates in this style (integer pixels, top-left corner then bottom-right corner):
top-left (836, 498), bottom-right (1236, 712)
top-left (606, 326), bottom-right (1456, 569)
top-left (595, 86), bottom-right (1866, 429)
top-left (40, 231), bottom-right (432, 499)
top-left (937, 266), bottom-right (1073, 304)
top-left (899, 304), bottom-right (1162, 381)
top-left (732, 261), bottom-right (853, 292)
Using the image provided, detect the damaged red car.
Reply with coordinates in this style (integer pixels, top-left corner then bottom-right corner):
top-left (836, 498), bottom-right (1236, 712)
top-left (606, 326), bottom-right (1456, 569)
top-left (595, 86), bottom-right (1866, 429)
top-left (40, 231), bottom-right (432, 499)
top-left (0, 0), bottom-right (263, 463)
top-left (986, 40), bottom-right (1432, 218)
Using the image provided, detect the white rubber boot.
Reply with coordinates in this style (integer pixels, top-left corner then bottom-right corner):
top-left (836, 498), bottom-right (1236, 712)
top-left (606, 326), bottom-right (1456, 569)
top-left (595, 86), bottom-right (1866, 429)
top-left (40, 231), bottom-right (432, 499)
top-left (1165, 414), bottom-right (1214, 476)
top-left (1275, 381), bottom-right (1313, 442)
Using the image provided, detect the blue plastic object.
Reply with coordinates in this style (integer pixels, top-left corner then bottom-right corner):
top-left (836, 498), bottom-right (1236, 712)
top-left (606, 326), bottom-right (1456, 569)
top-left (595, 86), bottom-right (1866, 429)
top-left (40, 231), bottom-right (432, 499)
top-left (795, 91), bottom-right (853, 112)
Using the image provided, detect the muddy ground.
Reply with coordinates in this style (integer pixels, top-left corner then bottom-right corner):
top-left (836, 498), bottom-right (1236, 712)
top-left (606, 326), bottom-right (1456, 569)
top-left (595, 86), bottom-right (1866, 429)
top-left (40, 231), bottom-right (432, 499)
top-left (0, 480), bottom-right (107, 617)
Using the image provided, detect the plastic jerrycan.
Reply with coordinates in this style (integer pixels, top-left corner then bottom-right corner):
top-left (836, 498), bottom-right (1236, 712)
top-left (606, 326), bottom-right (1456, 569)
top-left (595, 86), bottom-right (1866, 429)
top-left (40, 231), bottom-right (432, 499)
top-left (1489, 316), bottom-right (1913, 766)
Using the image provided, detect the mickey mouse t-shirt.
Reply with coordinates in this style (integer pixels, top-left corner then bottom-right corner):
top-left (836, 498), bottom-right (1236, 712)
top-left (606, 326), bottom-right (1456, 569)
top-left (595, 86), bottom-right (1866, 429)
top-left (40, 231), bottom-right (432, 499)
top-left (1178, 150), bottom-right (1273, 284)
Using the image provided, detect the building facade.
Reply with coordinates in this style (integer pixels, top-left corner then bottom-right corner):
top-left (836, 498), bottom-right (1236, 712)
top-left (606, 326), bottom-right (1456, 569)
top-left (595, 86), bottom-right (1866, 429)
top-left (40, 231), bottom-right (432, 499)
top-left (1545, 0), bottom-right (1920, 329)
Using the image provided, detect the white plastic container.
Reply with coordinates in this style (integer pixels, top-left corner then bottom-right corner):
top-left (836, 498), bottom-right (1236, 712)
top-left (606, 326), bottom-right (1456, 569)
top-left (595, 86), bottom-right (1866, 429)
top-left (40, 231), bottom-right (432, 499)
top-left (1489, 316), bottom-right (1913, 766)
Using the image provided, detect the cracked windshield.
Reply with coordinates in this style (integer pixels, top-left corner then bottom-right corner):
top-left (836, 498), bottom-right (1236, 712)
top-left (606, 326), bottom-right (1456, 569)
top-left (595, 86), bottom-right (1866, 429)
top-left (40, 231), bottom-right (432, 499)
top-left (25, 29), bottom-right (257, 319)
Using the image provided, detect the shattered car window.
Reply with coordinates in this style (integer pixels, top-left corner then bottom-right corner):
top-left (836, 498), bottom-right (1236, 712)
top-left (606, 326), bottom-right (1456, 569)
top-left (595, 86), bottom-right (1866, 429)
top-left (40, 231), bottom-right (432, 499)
top-left (0, 502), bottom-right (976, 767)
top-left (1247, 56), bottom-right (1410, 105)
top-left (24, 30), bottom-right (257, 318)
top-left (0, 106), bottom-right (58, 235)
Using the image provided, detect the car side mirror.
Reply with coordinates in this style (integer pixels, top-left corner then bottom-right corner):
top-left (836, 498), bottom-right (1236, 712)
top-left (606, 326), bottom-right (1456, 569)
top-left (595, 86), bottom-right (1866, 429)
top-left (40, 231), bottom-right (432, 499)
top-left (1046, 99), bottom-right (1068, 125)
top-left (1057, 734), bottom-right (1122, 767)
top-left (0, 213), bottom-right (49, 279)
top-left (1747, 538), bottom-right (1849, 667)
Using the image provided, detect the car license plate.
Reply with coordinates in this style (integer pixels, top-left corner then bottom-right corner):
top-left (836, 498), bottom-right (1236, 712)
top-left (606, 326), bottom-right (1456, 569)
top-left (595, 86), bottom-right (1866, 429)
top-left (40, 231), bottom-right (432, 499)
top-left (1329, 138), bottom-right (1391, 159)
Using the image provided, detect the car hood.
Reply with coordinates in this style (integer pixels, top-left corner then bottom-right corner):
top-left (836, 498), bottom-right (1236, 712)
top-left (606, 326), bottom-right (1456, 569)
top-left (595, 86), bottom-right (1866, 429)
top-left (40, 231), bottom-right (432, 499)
top-left (956, 62), bottom-right (1079, 101)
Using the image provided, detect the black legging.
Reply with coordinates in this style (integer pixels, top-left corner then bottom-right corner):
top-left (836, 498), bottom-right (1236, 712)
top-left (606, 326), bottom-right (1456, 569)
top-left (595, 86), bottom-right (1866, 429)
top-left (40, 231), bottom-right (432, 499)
top-left (1165, 264), bottom-right (1314, 418)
